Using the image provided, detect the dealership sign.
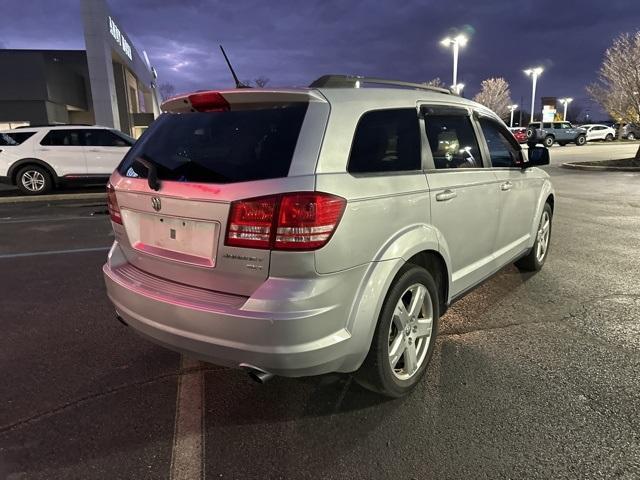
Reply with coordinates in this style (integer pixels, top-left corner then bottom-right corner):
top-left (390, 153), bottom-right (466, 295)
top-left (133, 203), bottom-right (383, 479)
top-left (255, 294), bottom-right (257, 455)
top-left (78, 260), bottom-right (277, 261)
top-left (108, 16), bottom-right (132, 61)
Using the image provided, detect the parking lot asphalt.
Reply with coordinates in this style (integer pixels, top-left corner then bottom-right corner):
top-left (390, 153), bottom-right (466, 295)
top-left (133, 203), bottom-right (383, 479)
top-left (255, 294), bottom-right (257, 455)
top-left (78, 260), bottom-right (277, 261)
top-left (1, 143), bottom-right (639, 479)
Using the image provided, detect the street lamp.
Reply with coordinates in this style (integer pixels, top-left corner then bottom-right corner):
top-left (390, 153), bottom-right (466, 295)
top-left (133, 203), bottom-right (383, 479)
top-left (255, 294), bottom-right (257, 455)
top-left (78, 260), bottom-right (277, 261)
top-left (508, 104), bottom-right (518, 127)
top-left (559, 98), bottom-right (573, 121)
top-left (524, 67), bottom-right (544, 123)
top-left (451, 83), bottom-right (465, 95)
top-left (441, 34), bottom-right (468, 88)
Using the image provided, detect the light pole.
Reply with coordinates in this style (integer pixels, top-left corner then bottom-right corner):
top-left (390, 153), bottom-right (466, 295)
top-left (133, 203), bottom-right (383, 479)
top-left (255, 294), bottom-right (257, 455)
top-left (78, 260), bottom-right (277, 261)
top-left (441, 35), bottom-right (468, 87)
top-left (508, 104), bottom-right (518, 127)
top-left (524, 67), bottom-right (543, 123)
top-left (559, 98), bottom-right (573, 121)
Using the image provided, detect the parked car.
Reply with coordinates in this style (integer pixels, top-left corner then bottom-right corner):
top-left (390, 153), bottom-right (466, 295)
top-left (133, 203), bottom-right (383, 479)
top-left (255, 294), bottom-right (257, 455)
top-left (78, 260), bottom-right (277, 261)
top-left (527, 121), bottom-right (587, 147)
top-left (103, 75), bottom-right (554, 398)
top-left (0, 125), bottom-right (134, 195)
top-left (614, 123), bottom-right (640, 140)
top-left (581, 124), bottom-right (616, 142)
top-left (509, 127), bottom-right (528, 143)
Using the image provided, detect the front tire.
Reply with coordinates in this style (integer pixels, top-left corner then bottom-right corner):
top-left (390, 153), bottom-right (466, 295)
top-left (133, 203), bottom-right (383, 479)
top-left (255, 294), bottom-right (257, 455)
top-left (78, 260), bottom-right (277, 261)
top-left (575, 135), bottom-right (586, 146)
top-left (355, 265), bottom-right (440, 398)
top-left (16, 165), bottom-right (52, 195)
top-left (515, 203), bottom-right (552, 272)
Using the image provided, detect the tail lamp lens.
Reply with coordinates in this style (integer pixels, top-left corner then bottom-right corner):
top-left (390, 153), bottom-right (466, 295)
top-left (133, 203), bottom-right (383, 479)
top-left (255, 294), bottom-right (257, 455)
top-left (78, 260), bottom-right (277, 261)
top-left (225, 192), bottom-right (346, 251)
top-left (106, 182), bottom-right (122, 225)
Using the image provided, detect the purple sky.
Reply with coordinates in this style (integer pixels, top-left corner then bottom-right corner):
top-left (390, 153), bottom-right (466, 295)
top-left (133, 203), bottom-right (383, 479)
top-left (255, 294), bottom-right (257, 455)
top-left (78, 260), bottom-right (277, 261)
top-left (1, 0), bottom-right (638, 119)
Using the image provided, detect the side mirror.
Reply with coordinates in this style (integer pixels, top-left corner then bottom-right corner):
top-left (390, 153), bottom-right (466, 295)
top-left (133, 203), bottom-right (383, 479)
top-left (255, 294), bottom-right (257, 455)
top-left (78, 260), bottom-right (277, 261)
top-left (525, 146), bottom-right (550, 168)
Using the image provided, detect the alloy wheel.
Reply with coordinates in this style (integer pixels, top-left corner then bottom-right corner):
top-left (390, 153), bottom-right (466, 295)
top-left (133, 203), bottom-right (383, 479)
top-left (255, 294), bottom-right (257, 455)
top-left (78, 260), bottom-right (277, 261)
top-left (21, 170), bottom-right (46, 193)
top-left (536, 211), bottom-right (551, 263)
top-left (388, 283), bottom-right (433, 381)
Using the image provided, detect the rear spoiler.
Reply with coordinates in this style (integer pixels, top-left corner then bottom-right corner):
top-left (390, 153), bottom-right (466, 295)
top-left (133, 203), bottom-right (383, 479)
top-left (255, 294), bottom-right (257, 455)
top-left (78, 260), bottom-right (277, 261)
top-left (161, 89), bottom-right (327, 113)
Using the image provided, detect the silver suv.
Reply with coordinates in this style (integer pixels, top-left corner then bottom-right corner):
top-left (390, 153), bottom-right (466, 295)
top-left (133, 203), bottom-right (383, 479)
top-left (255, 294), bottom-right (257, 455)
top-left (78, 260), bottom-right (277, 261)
top-left (103, 76), bottom-right (554, 397)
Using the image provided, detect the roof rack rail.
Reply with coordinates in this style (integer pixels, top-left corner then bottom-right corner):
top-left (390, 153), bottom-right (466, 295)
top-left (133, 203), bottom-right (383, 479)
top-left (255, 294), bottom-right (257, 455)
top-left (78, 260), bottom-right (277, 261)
top-left (14, 123), bottom-right (93, 129)
top-left (309, 75), bottom-right (453, 95)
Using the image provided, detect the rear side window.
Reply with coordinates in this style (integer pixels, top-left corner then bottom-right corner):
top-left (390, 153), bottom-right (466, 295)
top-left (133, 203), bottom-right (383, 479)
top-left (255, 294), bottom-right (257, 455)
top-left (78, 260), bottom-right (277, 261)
top-left (0, 131), bottom-right (35, 145)
top-left (118, 104), bottom-right (308, 184)
top-left (84, 129), bottom-right (132, 147)
top-left (348, 109), bottom-right (421, 174)
top-left (41, 130), bottom-right (83, 146)
top-left (424, 114), bottom-right (483, 169)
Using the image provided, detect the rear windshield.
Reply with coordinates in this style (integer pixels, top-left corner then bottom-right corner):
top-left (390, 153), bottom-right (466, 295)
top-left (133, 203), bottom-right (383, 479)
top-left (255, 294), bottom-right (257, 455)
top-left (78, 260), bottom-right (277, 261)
top-left (0, 131), bottom-right (35, 146)
top-left (118, 104), bottom-right (308, 184)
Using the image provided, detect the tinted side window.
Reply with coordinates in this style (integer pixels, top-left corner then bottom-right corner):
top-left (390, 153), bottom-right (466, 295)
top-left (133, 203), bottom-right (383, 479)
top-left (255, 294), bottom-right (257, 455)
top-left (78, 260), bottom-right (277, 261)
top-left (84, 129), bottom-right (130, 147)
top-left (542, 123), bottom-right (553, 129)
top-left (479, 118), bottom-right (523, 168)
top-left (0, 132), bottom-right (35, 145)
top-left (424, 114), bottom-right (483, 169)
top-left (41, 130), bottom-right (83, 146)
top-left (348, 109), bottom-right (421, 174)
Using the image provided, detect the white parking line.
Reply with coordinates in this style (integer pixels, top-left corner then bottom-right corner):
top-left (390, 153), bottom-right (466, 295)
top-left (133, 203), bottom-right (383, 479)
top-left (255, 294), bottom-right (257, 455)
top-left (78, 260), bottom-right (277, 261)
top-left (170, 356), bottom-right (205, 480)
top-left (0, 246), bottom-right (110, 259)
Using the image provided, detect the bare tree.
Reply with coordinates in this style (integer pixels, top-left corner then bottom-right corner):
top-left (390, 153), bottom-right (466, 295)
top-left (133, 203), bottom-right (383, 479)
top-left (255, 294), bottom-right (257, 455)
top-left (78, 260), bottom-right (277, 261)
top-left (472, 78), bottom-right (513, 119)
top-left (424, 77), bottom-right (446, 88)
top-left (587, 31), bottom-right (640, 127)
top-left (158, 82), bottom-right (176, 101)
top-left (254, 76), bottom-right (270, 88)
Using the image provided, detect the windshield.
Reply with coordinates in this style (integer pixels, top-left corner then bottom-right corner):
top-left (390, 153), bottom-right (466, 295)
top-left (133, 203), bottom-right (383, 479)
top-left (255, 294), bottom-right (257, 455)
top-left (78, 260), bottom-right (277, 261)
top-left (118, 104), bottom-right (308, 184)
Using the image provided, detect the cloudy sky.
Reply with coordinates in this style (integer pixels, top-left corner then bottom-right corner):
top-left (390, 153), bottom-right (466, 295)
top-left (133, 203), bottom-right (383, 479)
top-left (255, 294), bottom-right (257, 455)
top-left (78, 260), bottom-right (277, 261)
top-left (1, 0), bottom-right (638, 119)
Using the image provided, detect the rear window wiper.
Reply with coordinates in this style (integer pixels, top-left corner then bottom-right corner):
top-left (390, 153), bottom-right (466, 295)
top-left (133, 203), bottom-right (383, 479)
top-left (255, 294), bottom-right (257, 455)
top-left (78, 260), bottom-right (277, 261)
top-left (133, 156), bottom-right (161, 191)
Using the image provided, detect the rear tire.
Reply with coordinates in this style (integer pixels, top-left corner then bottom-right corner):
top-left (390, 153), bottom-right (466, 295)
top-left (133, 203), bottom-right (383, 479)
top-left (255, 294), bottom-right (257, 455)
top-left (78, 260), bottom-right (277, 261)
top-left (575, 135), bottom-right (586, 146)
top-left (628, 133), bottom-right (636, 140)
top-left (605, 133), bottom-right (614, 141)
top-left (16, 165), bottom-right (52, 195)
top-left (543, 135), bottom-right (555, 147)
top-left (355, 265), bottom-right (440, 398)
top-left (515, 203), bottom-right (552, 272)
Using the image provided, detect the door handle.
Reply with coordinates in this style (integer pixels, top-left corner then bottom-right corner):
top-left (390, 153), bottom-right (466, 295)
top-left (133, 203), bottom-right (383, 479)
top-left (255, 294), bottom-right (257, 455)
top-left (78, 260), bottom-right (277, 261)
top-left (500, 181), bottom-right (513, 191)
top-left (435, 189), bottom-right (457, 201)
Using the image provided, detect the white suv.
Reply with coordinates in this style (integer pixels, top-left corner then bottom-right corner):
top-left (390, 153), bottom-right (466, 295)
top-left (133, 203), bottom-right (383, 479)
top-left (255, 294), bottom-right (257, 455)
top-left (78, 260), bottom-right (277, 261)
top-left (103, 76), bottom-right (554, 397)
top-left (0, 125), bottom-right (134, 195)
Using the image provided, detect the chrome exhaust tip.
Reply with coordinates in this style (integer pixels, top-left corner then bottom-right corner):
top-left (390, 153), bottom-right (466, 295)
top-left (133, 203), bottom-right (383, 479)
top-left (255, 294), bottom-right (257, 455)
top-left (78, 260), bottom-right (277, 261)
top-left (239, 363), bottom-right (274, 384)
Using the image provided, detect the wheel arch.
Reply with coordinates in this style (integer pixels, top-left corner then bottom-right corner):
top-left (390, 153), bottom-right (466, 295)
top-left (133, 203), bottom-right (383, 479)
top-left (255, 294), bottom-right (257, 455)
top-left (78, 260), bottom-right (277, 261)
top-left (8, 158), bottom-right (58, 185)
top-left (529, 180), bottom-right (555, 242)
top-left (340, 225), bottom-right (452, 372)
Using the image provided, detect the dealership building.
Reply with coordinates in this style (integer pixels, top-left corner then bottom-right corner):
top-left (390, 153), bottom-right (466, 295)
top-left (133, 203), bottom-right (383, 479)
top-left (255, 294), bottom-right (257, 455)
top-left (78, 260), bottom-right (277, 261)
top-left (0, 0), bottom-right (161, 137)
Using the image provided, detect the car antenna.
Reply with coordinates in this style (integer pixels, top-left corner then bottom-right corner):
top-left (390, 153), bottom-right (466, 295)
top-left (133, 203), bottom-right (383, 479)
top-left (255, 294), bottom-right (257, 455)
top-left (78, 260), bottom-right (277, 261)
top-left (219, 45), bottom-right (251, 89)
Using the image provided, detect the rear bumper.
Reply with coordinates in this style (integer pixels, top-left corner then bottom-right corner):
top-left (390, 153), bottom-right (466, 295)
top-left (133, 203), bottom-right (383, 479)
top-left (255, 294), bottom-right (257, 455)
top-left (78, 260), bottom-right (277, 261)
top-left (103, 242), bottom-right (369, 376)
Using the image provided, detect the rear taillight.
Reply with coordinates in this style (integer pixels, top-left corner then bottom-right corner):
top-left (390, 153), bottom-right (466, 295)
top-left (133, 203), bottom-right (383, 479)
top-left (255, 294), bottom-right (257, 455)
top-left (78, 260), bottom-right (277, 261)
top-left (106, 182), bottom-right (122, 225)
top-left (227, 195), bottom-right (278, 249)
top-left (225, 192), bottom-right (346, 251)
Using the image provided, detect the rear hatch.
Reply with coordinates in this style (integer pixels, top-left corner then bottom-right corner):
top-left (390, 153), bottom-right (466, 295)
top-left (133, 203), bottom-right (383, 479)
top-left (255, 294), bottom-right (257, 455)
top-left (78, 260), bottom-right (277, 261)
top-left (108, 89), bottom-right (328, 297)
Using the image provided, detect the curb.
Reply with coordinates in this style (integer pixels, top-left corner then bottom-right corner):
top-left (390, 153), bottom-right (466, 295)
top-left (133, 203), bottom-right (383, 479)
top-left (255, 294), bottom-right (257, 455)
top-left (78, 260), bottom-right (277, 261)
top-left (561, 162), bottom-right (640, 172)
top-left (0, 192), bottom-right (106, 204)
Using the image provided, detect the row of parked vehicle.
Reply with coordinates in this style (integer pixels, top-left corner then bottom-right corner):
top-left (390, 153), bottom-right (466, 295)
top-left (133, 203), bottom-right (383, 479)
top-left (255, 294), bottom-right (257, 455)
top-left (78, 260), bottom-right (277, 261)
top-left (508, 122), bottom-right (639, 147)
